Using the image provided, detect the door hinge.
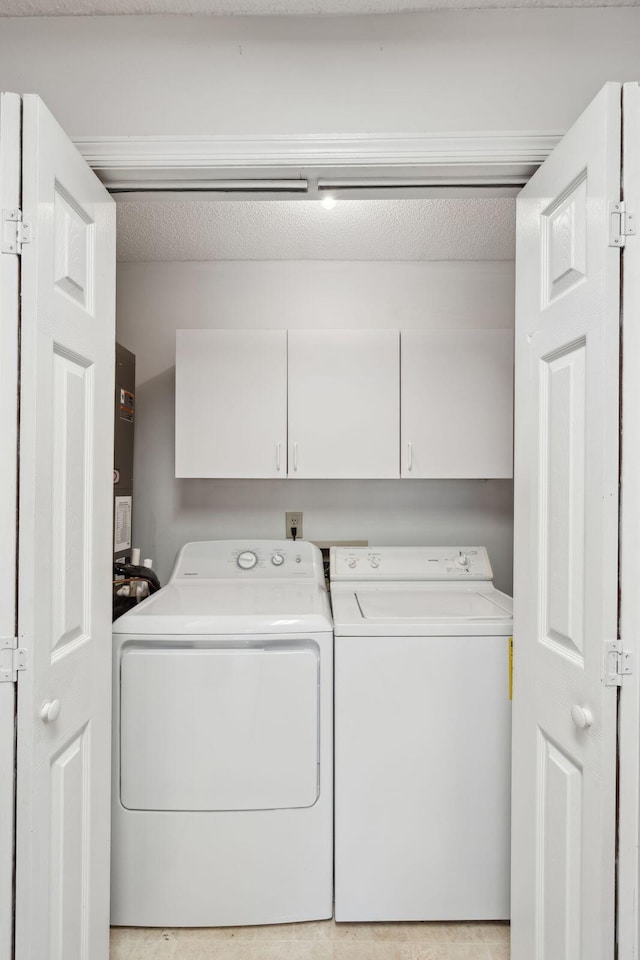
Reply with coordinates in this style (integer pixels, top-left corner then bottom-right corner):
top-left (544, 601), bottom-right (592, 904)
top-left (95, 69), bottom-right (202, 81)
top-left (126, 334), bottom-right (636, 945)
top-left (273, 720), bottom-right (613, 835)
top-left (609, 201), bottom-right (636, 248)
top-left (603, 640), bottom-right (632, 686)
top-left (1, 208), bottom-right (31, 255)
top-left (0, 638), bottom-right (27, 683)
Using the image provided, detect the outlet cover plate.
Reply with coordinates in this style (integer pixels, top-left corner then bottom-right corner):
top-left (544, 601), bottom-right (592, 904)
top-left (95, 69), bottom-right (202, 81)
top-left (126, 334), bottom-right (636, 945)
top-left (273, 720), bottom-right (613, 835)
top-left (286, 512), bottom-right (303, 540)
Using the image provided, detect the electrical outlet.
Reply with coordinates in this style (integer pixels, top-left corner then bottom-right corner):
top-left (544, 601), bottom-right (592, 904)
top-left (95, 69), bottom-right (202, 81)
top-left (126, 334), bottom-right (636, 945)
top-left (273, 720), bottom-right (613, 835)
top-left (286, 511), bottom-right (303, 540)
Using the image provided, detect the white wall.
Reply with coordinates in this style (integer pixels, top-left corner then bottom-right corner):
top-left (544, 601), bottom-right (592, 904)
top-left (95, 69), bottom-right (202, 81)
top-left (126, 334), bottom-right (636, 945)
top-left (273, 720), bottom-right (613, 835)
top-left (116, 258), bottom-right (515, 591)
top-left (0, 10), bottom-right (638, 138)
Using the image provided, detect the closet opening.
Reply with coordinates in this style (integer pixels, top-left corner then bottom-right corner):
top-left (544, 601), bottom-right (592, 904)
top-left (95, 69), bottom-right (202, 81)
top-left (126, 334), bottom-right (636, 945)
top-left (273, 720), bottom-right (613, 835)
top-left (109, 186), bottom-right (516, 937)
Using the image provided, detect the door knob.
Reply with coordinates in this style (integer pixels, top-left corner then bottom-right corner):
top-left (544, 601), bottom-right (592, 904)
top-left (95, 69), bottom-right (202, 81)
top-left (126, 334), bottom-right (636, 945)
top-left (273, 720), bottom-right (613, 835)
top-left (40, 699), bottom-right (61, 723)
top-left (571, 704), bottom-right (593, 729)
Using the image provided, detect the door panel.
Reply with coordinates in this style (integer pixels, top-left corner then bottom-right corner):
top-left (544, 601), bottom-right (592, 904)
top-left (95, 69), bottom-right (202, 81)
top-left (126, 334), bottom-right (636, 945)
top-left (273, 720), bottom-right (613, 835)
top-left (15, 96), bottom-right (115, 960)
top-left (536, 734), bottom-right (582, 959)
top-left (511, 82), bottom-right (621, 960)
top-left (541, 341), bottom-right (586, 659)
top-left (288, 329), bottom-right (400, 479)
top-left (49, 728), bottom-right (91, 960)
top-left (51, 350), bottom-right (93, 653)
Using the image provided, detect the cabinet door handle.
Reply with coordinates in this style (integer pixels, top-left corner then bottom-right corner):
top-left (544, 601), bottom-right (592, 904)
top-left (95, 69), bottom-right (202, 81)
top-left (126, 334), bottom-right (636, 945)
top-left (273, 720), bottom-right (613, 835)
top-left (276, 442), bottom-right (281, 472)
top-left (293, 442), bottom-right (299, 472)
top-left (407, 442), bottom-right (413, 472)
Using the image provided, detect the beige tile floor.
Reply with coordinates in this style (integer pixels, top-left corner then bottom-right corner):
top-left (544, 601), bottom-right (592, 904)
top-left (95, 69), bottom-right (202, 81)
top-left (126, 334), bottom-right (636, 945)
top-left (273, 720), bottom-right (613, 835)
top-left (110, 920), bottom-right (510, 960)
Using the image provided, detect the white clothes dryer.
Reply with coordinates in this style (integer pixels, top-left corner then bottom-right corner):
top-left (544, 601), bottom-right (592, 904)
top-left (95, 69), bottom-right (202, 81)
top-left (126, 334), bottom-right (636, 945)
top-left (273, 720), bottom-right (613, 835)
top-left (331, 545), bottom-right (512, 923)
top-left (111, 540), bottom-right (333, 927)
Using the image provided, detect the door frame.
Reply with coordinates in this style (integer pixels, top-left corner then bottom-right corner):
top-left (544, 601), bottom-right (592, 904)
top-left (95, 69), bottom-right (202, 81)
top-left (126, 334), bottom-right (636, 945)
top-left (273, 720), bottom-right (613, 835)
top-left (1, 109), bottom-right (638, 958)
top-left (617, 80), bottom-right (640, 960)
top-left (0, 91), bottom-right (21, 960)
top-left (76, 120), bottom-right (640, 958)
top-left (73, 132), bottom-right (561, 192)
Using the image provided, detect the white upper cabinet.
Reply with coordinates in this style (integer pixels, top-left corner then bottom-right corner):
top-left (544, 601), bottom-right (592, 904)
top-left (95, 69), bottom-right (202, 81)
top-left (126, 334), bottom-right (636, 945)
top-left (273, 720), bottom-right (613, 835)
top-left (288, 330), bottom-right (400, 479)
top-left (175, 328), bottom-right (513, 479)
top-left (401, 329), bottom-right (514, 478)
top-left (175, 329), bottom-right (287, 478)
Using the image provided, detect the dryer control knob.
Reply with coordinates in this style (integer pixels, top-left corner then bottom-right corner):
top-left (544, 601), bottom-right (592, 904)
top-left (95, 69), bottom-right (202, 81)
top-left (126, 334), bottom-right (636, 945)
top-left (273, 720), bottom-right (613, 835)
top-left (237, 551), bottom-right (258, 570)
top-left (456, 553), bottom-right (470, 567)
top-left (348, 558), bottom-right (358, 569)
top-left (271, 554), bottom-right (284, 566)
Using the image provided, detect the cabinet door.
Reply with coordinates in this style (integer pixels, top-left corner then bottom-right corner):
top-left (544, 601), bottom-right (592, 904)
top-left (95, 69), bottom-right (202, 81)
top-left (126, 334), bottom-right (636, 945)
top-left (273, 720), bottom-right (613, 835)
top-left (401, 329), bottom-right (513, 478)
top-left (288, 330), bottom-right (400, 479)
top-left (175, 329), bottom-right (287, 478)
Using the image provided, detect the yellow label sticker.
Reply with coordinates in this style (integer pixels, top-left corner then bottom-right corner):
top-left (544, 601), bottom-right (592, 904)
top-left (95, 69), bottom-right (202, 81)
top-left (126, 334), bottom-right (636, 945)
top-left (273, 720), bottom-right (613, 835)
top-left (509, 636), bottom-right (513, 701)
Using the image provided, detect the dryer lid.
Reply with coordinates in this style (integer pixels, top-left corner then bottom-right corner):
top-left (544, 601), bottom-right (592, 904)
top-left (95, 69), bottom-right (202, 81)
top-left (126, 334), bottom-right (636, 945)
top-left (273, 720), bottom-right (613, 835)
top-left (113, 580), bottom-right (333, 635)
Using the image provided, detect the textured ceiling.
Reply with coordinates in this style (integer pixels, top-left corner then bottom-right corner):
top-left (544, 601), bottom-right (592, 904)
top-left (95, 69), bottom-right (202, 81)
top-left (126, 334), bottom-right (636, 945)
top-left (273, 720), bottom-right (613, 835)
top-left (1, 0), bottom-right (636, 12)
top-left (115, 198), bottom-right (516, 262)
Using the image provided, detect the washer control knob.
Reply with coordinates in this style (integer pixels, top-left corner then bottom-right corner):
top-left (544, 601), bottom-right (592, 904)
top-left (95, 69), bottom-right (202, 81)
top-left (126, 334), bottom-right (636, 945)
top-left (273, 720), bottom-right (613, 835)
top-left (456, 552), bottom-right (470, 567)
top-left (237, 551), bottom-right (258, 570)
top-left (271, 553), bottom-right (284, 566)
top-left (370, 558), bottom-right (380, 569)
top-left (347, 558), bottom-right (358, 569)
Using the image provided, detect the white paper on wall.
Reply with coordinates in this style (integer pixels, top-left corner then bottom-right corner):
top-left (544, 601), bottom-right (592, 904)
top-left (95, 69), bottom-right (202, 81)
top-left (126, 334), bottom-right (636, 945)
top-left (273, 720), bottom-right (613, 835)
top-left (114, 496), bottom-right (132, 553)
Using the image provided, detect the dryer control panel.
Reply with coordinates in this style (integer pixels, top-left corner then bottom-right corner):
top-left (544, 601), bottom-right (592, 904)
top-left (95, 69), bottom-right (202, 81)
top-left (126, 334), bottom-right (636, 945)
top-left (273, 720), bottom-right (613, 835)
top-left (330, 546), bottom-right (493, 581)
top-left (170, 539), bottom-right (325, 581)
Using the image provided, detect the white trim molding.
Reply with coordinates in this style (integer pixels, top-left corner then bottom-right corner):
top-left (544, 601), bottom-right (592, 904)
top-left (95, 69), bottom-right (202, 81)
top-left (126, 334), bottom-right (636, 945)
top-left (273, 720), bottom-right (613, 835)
top-left (74, 132), bottom-right (562, 191)
top-left (617, 81), bottom-right (640, 960)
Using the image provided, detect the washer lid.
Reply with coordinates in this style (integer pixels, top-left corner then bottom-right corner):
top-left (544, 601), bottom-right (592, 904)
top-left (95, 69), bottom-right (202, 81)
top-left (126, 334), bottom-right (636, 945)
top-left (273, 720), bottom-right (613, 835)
top-left (331, 581), bottom-right (513, 636)
top-left (113, 580), bottom-right (333, 635)
top-left (355, 588), bottom-right (512, 622)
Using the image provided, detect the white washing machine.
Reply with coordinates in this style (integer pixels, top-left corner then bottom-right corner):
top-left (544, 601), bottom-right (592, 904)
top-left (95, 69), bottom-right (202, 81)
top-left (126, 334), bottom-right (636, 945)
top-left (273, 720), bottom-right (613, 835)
top-left (331, 545), bottom-right (512, 922)
top-left (111, 540), bottom-right (333, 927)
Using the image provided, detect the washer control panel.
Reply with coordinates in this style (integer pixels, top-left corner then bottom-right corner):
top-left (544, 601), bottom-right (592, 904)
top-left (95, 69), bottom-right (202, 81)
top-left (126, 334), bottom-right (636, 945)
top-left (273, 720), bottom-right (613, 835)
top-left (171, 540), bottom-right (323, 581)
top-left (330, 546), bottom-right (493, 581)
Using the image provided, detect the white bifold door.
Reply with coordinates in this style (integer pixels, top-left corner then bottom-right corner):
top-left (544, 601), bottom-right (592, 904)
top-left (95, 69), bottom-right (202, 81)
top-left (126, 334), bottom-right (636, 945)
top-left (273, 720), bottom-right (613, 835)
top-left (511, 82), bottom-right (623, 960)
top-left (11, 96), bottom-right (116, 960)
